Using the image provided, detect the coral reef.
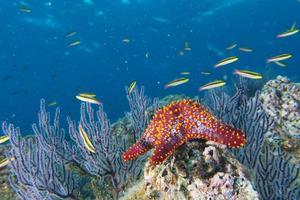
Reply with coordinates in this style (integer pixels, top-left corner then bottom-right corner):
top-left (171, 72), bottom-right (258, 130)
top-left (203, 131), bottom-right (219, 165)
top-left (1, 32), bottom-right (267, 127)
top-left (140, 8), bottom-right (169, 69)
top-left (259, 75), bottom-right (300, 153)
top-left (1, 80), bottom-right (299, 200)
top-left (122, 141), bottom-right (259, 200)
top-left (205, 80), bottom-right (300, 200)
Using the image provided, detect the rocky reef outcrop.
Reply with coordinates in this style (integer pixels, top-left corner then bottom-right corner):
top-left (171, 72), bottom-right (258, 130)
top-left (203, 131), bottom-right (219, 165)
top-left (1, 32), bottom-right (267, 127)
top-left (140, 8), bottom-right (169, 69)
top-left (259, 76), bottom-right (300, 153)
top-left (122, 141), bottom-right (259, 200)
top-left (0, 144), bottom-right (17, 200)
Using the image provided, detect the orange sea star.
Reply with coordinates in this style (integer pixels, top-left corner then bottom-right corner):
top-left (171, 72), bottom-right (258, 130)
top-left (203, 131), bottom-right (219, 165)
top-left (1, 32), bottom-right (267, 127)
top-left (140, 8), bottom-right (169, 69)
top-left (123, 99), bottom-right (246, 165)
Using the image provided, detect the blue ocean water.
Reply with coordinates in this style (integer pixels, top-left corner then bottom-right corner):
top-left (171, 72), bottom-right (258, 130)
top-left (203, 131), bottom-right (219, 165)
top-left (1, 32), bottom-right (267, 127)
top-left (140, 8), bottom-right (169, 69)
top-left (0, 0), bottom-right (299, 133)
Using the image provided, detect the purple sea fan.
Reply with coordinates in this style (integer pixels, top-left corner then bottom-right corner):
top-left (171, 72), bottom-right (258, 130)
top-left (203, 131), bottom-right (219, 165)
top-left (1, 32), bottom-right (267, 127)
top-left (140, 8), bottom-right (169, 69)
top-left (2, 99), bottom-right (75, 200)
top-left (126, 86), bottom-right (152, 141)
top-left (67, 102), bottom-right (145, 199)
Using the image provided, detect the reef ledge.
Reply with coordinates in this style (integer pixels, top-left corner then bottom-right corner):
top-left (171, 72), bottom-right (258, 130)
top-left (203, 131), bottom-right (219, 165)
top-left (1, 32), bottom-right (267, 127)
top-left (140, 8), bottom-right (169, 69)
top-left (122, 140), bottom-right (259, 200)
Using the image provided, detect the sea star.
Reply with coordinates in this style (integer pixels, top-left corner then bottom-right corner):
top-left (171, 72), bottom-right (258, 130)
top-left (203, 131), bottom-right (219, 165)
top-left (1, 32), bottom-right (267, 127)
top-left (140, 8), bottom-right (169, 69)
top-left (123, 99), bottom-right (246, 165)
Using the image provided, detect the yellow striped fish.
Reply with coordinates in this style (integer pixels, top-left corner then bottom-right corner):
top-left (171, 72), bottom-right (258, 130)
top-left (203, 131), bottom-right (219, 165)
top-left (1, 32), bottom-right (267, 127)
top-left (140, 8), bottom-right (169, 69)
top-left (239, 47), bottom-right (253, 52)
top-left (128, 81), bottom-right (137, 94)
top-left (164, 78), bottom-right (189, 88)
top-left (66, 31), bottom-right (77, 37)
top-left (180, 72), bottom-right (190, 75)
top-left (184, 42), bottom-right (192, 51)
top-left (76, 95), bottom-right (100, 105)
top-left (200, 71), bottom-right (211, 75)
top-left (226, 43), bottom-right (237, 50)
top-left (79, 93), bottom-right (97, 98)
top-left (234, 69), bottom-right (262, 79)
top-left (277, 23), bottom-right (299, 38)
top-left (79, 125), bottom-right (96, 154)
top-left (214, 56), bottom-right (239, 68)
top-left (0, 158), bottom-right (10, 169)
top-left (19, 7), bottom-right (32, 13)
top-left (277, 29), bottom-right (299, 38)
top-left (0, 135), bottom-right (9, 144)
top-left (68, 40), bottom-right (81, 47)
top-left (122, 38), bottom-right (130, 43)
top-left (267, 53), bottom-right (292, 63)
top-left (0, 157), bottom-right (16, 169)
top-left (274, 61), bottom-right (287, 67)
top-left (48, 101), bottom-right (57, 107)
top-left (199, 80), bottom-right (226, 91)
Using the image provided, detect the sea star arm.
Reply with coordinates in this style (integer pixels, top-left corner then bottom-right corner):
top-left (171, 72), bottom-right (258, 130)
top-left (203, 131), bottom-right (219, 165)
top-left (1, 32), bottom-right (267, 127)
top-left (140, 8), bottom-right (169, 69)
top-left (122, 137), bottom-right (152, 161)
top-left (149, 134), bottom-right (186, 165)
top-left (187, 124), bottom-right (246, 148)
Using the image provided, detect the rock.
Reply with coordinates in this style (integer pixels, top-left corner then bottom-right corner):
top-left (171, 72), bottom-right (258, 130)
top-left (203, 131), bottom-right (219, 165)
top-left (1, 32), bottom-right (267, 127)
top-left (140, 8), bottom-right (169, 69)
top-left (122, 141), bottom-right (259, 200)
top-left (259, 76), bottom-right (300, 155)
